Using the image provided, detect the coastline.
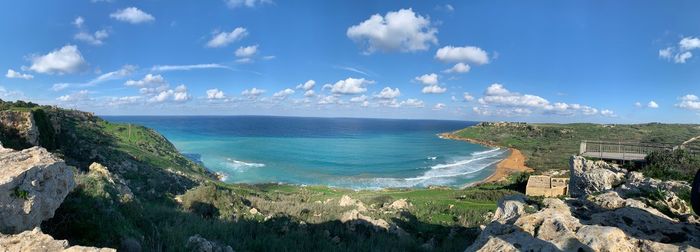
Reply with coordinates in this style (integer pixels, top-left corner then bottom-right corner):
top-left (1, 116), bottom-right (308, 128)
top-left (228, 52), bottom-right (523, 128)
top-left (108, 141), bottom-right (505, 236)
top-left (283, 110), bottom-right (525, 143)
top-left (439, 132), bottom-right (533, 186)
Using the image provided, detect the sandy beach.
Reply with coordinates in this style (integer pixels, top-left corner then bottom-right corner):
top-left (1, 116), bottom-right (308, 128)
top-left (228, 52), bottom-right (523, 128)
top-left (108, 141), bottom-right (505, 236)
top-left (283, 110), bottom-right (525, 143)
top-left (439, 133), bottom-right (533, 184)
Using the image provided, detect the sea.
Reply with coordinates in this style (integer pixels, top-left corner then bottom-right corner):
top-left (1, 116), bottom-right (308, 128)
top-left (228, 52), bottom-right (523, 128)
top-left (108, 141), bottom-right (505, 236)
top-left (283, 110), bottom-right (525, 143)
top-left (103, 116), bottom-right (508, 189)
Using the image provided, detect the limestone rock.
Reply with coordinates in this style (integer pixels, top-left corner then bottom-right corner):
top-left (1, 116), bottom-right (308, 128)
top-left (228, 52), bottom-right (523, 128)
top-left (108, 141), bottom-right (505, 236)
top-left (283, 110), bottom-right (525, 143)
top-left (340, 209), bottom-right (407, 237)
top-left (0, 228), bottom-right (114, 252)
top-left (186, 234), bottom-right (234, 252)
top-left (338, 195), bottom-right (355, 207)
top-left (0, 145), bottom-right (75, 233)
top-left (87, 162), bottom-right (134, 203)
top-left (467, 156), bottom-right (700, 252)
top-left (386, 198), bottom-right (411, 210)
top-left (569, 155), bottom-right (626, 197)
top-left (491, 195), bottom-right (527, 224)
top-left (0, 111), bottom-right (40, 146)
top-left (338, 195), bottom-right (368, 212)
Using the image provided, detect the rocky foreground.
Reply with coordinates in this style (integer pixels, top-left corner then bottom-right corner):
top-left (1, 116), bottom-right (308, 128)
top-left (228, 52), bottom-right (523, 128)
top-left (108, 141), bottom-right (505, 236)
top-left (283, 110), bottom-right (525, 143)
top-left (0, 143), bottom-right (113, 251)
top-left (467, 156), bottom-right (700, 252)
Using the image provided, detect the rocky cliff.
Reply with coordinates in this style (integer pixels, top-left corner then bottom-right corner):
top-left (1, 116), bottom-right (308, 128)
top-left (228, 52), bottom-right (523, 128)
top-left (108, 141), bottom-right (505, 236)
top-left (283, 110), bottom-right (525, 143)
top-left (466, 155), bottom-right (700, 252)
top-left (0, 111), bottom-right (40, 147)
top-left (0, 142), bottom-right (114, 251)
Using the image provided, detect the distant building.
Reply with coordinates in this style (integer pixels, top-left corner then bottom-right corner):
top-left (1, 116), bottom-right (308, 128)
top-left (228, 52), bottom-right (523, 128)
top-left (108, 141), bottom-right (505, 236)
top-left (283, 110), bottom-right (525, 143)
top-left (525, 175), bottom-right (569, 197)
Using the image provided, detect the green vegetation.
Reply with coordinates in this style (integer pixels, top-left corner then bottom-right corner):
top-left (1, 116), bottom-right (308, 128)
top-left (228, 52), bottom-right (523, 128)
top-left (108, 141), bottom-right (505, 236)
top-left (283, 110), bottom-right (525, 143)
top-left (642, 149), bottom-right (700, 182)
top-left (453, 122), bottom-right (700, 171)
top-left (11, 187), bottom-right (29, 200)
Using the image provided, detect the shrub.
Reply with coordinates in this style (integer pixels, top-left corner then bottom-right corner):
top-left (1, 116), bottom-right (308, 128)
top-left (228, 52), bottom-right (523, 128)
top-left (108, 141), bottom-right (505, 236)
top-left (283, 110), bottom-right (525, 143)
top-left (642, 149), bottom-right (700, 182)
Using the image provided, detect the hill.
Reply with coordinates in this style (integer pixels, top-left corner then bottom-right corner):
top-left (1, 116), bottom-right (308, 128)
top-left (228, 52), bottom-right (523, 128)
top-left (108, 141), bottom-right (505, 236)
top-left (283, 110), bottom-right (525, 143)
top-left (449, 122), bottom-right (700, 171)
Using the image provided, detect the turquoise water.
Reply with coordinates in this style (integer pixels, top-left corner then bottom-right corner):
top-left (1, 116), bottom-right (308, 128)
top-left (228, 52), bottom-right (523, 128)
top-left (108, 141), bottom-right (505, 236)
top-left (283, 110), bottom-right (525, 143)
top-left (103, 116), bottom-right (507, 189)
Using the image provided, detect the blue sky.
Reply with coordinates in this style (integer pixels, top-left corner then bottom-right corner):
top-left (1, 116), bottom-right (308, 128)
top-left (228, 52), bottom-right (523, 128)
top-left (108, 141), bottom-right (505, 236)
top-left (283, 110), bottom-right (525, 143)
top-left (1, 0), bottom-right (699, 122)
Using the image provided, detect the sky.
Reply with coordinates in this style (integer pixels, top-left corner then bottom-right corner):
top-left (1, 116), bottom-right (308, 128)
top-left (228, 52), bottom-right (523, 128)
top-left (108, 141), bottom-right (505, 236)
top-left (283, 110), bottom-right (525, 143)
top-left (0, 1), bottom-right (699, 123)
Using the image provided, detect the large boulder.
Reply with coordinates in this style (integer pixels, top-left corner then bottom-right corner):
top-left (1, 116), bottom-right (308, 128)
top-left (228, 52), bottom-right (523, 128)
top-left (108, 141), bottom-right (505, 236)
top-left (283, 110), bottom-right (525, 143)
top-left (0, 145), bottom-right (75, 233)
top-left (0, 228), bottom-right (115, 251)
top-left (569, 156), bottom-right (626, 197)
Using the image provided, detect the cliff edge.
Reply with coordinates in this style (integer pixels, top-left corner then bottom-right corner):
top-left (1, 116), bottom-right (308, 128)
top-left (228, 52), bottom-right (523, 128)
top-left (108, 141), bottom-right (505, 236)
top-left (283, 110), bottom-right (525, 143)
top-left (467, 155), bottom-right (699, 252)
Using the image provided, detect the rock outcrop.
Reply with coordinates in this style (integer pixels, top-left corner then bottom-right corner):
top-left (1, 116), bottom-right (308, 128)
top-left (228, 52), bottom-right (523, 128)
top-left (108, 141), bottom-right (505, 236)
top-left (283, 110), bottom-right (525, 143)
top-left (186, 234), bottom-right (234, 252)
top-left (569, 156), bottom-right (626, 197)
top-left (467, 155), bottom-right (700, 252)
top-left (0, 228), bottom-right (115, 252)
top-left (0, 111), bottom-right (40, 146)
top-left (0, 144), bottom-right (75, 234)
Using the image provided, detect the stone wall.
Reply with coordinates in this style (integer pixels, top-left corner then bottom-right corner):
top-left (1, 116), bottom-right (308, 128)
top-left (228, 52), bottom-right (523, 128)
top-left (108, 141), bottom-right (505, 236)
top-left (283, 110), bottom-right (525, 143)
top-left (525, 175), bottom-right (569, 197)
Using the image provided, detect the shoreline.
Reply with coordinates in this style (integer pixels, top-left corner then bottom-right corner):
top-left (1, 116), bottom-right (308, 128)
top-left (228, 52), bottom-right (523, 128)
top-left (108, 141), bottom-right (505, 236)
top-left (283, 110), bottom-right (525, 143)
top-left (439, 132), bottom-right (533, 186)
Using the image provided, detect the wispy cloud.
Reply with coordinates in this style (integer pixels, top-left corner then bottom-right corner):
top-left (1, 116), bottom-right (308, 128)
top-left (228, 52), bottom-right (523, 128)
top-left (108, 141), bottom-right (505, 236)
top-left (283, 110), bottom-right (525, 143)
top-left (151, 64), bottom-right (233, 72)
top-left (333, 65), bottom-right (370, 76)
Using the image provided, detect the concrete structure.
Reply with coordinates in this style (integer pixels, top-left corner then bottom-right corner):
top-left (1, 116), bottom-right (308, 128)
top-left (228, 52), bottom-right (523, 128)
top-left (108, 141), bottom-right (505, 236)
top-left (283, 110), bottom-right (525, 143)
top-left (579, 141), bottom-right (673, 162)
top-left (525, 175), bottom-right (569, 197)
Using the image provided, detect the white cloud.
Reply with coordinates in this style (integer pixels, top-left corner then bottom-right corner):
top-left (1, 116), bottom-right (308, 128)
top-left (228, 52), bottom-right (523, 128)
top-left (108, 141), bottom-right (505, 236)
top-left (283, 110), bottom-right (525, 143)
top-left (680, 37), bottom-right (700, 51)
top-left (634, 101), bottom-right (642, 108)
top-left (151, 64), bottom-right (232, 72)
top-left (73, 16), bottom-right (84, 28)
top-left (317, 94), bottom-right (340, 105)
top-left (57, 90), bottom-right (91, 102)
top-left (435, 46), bottom-right (490, 65)
top-left (125, 74), bottom-right (166, 87)
top-left (75, 30), bottom-right (109, 46)
top-left (659, 47), bottom-right (673, 60)
top-left (402, 98), bottom-right (425, 108)
top-left (235, 58), bottom-right (253, 64)
top-left (463, 92), bottom-right (474, 101)
top-left (346, 8), bottom-right (437, 54)
top-left (6, 69), bottom-right (33, 80)
top-left (273, 88), bottom-right (295, 99)
top-left (206, 89), bottom-right (226, 100)
top-left (421, 85), bottom-right (446, 94)
top-left (86, 65), bottom-right (136, 86)
top-left (110, 7), bottom-right (155, 24)
top-left (304, 90), bottom-right (315, 97)
top-left (677, 94), bottom-right (700, 110)
top-left (415, 73), bottom-right (438, 85)
top-left (324, 78), bottom-right (374, 94)
top-left (206, 27), bottom-right (248, 48)
top-left (474, 83), bottom-right (605, 117)
top-left (661, 36), bottom-right (700, 64)
top-left (647, 100), bottom-right (659, 108)
top-left (674, 51), bottom-right (692, 63)
top-left (296, 80), bottom-right (315, 90)
top-left (433, 103), bottom-right (446, 110)
top-left (443, 63), bottom-right (470, 74)
top-left (242, 87), bottom-right (266, 98)
top-left (149, 85), bottom-right (191, 103)
top-left (350, 95), bottom-right (368, 103)
top-left (107, 96), bottom-right (143, 106)
top-left (600, 109), bottom-right (615, 117)
top-left (473, 106), bottom-right (533, 117)
top-left (479, 83), bottom-right (548, 108)
top-left (29, 45), bottom-right (86, 74)
top-left (225, 0), bottom-right (272, 9)
top-left (51, 83), bottom-right (70, 91)
top-left (235, 45), bottom-right (258, 57)
top-left (376, 87), bottom-right (400, 99)
top-left (334, 66), bottom-right (370, 76)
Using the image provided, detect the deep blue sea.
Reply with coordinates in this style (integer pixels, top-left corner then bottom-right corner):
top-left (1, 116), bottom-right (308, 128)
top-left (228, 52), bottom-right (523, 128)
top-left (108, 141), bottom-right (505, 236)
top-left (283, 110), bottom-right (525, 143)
top-left (103, 116), bottom-right (507, 189)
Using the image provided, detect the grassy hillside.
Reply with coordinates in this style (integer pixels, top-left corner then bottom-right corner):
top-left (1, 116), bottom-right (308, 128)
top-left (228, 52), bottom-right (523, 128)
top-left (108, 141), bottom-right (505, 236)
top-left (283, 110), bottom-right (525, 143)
top-left (452, 122), bottom-right (700, 171)
top-left (0, 100), bottom-right (520, 251)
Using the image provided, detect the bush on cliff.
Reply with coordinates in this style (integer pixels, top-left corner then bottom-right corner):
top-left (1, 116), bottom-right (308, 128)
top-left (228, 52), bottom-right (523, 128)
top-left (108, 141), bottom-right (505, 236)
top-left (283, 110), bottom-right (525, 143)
top-left (643, 149), bottom-right (700, 182)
